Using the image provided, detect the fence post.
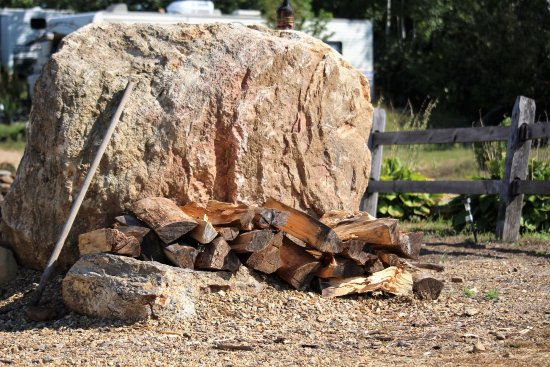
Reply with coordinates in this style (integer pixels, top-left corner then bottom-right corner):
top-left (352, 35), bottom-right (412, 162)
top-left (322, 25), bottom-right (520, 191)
top-left (496, 96), bottom-right (536, 242)
top-left (360, 108), bottom-right (386, 215)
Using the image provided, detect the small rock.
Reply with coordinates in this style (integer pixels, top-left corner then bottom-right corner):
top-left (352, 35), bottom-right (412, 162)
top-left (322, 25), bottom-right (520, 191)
top-left (503, 351), bottom-right (514, 358)
top-left (472, 342), bottom-right (486, 353)
top-left (463, 307), bottom-right (479, 316)
top-left (0, 246), bottom-right (18, 285)
top-left (316, 315), bottom-right (328, 323)
top-left (451, 277), bottom-right (464, 283)
top-left (25, 306), bottom-right (59, 322)
top-left (396, 340), bottom-right (409, 348)
top-left (495, 332), bottom-right (506, 340)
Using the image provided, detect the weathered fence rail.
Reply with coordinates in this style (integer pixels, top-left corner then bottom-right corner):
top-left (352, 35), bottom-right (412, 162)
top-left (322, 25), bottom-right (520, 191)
top-left (360, 96), bottom-right (550, 242)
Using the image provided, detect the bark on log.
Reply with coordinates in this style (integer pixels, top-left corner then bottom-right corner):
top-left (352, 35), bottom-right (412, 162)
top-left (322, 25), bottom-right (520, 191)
top-left (413, 273), bottom-right (444, 300)
top-left (132, 197), bottom-right (198, 244)
top-left (163, 244), bottom-right (199, 269)
top-left (319, 266), bottom-right (413, 297)
top-left (254, 208), bottom-right (289, 229)
top-left (263, 198), bottom-right (343, 253)
top-left (78, 228), bottom-right (140, 257)
top-left (194, 237), bottom-right (241, 272)
top-left (242, 232), bottom-right (283, 274)
top-left (276, 236), bottom-right (320, 291)
top-left (340, 240), bottom-right (371, 265)
top-left (230, 230), bottom-right (274, 253)
top-left (377, 251), bottom-right (401, 267)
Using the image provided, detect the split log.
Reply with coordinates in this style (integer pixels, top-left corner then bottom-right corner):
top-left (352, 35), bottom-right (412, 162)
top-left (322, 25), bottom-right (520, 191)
top-left (188, 220), bottom-right (218, 244)
top-left (276, 236), bottom-right (321, 291)
top-left (194, 237), bottom-right (241, 272)
top-left (320, 210), bottom-right (376, 228)
top-left (340, 240), bottom-right (371, 265)
top-left (230, 230), bottom-right (274, 253)
top-left (78, 228), bottom-right (140, 257)
top-left (254, 208), bottom-right (289, 229)
top-left (132, 197), bottom-right (198, 244)
top-left (330, 217), bottom-right (399, 246)
top-left (319, 266), bottom-right (413, 298)
top-left (371, 232), bottom-right (423, 259)
top-left (114, 214), bottom-right (144, 227)
top-left (181, 201), bottom-right (255, 231)
top-left (315, 255), bottom-right (365, 278)
top-left (263, 198), bottom-right (343, 253)
top-left (377, 251), bottom-right (401, 267)
top-left (163, 244), bottom-right (199, 269)
top-left (364, 258), bottom-right (385, 275)
top-left (114, 225), bottom-right (151, 243)
top-left (242, 232), bottom-right (283, 274)
top-left (413, 273), bottom-right (444, 300)
top-left (216, 226), bottom-right (240, 242)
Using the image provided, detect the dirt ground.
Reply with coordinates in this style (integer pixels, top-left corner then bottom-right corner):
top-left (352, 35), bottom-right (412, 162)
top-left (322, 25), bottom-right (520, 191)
top-left (1, 236), bottom-right (549, 366)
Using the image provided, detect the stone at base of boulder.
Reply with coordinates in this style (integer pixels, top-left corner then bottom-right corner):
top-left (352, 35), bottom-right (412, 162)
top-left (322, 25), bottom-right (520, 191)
top-left (0, 246), bottom-right (17, 285)
top-left (62, 253), bottom-right (263, 321)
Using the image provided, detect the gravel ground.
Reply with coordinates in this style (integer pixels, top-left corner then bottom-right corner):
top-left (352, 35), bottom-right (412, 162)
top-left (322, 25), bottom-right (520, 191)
top-left (1, 237), bottom-right (549, 366)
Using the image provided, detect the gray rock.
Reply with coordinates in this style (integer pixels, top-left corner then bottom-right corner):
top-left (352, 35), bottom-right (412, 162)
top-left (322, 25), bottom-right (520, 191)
top-left (62, 253), bottom-right (262, 321)
top-left (0, 246), bottom-right (17, 285)
top-left (1, 23), bottom-right (372, 270)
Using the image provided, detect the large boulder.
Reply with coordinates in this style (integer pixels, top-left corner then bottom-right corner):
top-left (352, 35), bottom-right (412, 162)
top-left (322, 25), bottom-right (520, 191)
top-left (62, 253), bottom-right (263, 321)
top-left (1, 23), bottom-right (372, 269)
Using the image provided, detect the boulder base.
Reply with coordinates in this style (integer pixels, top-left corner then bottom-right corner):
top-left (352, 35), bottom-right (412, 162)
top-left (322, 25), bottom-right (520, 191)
top-left (0, 246), bottom-right (17, 285)
top-left (1, 23), bottom-right (372, 269)
top-left (62, 253), bottom-right (263, 321)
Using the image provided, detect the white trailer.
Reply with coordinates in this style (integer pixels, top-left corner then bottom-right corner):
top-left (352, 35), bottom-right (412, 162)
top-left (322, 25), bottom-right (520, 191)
top-left (1, 2), bottom-right (373, 95)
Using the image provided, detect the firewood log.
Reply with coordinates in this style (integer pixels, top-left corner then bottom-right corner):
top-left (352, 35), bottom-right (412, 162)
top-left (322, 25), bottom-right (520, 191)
top-left (195, 237), bottom-right (241, 272)
top-left (254, 208), bottom-right (289, 229)
top-left (163, 244), bottom-right (199, 269)
top-left (319, 266), bottom-right (413, 298)
top-left (242, 232), bottom-right (283, 274)
top-left (371, 232), bottom-right (423, 259)
top-left (276, 236), bottom-right (320, 291)
top-left (78, 228), bottom-right (140, 257)
top-left (412, 273), bottom-right (444, 300)
top-left (181, 201), bottom-right (255, 230)
top-left (114, 214), bottom-right (144, 227)
top-left (131, 197), bottom-right (197, 244)
top-left (330, 217), bottom-right (399, 246)
top-left (320, 210), bottom-right (376, 227)
top-left (230, 230), bottom-right (274, 253)
top-left (315, 255), bottom-right (365, 278)
top-left (114, 225), bottom-right (151, 243)
top-left (263, 198), bottom-right (343, 253)
top-left (377, 251), bottom-right (401, 267)
top-left (187, 219), bottom-right (218, 244)
top-left (215, 226), bottom-right (240, 242)
top-left (340, 240), bottom-right (372, 265)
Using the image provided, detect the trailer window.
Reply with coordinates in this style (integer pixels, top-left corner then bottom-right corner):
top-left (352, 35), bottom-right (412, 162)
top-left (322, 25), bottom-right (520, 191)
top-left (30, 18), bottom-right (47, 29)
top-left (325, 41), bottom-right (342, 54)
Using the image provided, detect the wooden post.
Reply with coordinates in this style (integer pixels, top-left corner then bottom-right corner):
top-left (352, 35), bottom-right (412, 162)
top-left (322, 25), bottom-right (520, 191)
top-left (360, 108), bottom-right (386, 215)
top-left (496, 96), bottom-right (536, 242)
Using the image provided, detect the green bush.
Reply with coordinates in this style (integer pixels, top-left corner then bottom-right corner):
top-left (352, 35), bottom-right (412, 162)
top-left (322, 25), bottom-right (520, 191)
top-left (377, 157), bottom-right (441, 219)
top-left (0, 122), bottom-right (26, 142)
top-left (447, 158), bottom-right (550, 233)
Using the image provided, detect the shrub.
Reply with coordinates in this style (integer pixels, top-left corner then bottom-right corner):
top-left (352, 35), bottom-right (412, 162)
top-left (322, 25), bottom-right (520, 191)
top-left (377, 157), bottom-right (441, 219)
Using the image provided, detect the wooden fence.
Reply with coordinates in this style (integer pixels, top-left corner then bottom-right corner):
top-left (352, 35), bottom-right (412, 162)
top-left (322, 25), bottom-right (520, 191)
top-left (360, 96), bottom-right (550, 242)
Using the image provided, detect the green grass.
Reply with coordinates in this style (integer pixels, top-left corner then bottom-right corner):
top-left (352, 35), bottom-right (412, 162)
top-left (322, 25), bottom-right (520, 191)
top-left (484, 289), bottom-right (499, 301)
top-left (463, 288), bottom-right (476, 298)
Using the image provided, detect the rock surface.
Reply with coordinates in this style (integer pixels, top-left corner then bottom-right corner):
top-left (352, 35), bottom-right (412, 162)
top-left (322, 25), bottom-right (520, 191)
top-left (0, 246), bottom-right (17, 285)
top-left (62, 253), bottom-right (263, 321)
top-left (1, 23), bottom-right (372, 269)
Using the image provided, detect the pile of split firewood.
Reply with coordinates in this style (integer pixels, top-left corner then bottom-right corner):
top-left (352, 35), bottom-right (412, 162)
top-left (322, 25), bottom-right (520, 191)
top-left (79, 197), bottom-right (444, 299)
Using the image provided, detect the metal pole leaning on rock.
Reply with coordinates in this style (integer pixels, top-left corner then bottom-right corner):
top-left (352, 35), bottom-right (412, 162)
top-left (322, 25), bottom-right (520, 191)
top-left (32, 79), bottom-right (135, 306)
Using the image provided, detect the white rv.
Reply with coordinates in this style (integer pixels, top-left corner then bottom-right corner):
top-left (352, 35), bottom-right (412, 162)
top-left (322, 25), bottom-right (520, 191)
top-left (1, 1), bottom-right (373, 95)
